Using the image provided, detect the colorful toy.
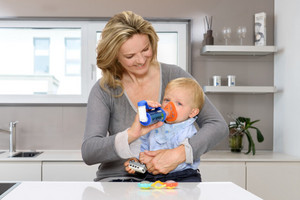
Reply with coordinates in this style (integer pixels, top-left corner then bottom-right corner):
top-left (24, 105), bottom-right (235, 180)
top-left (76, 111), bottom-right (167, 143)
top-left (138, 181), bottom-right (153, 189)
top-left (138, 180), bottom-right (178, 189)
top-left (164, 180), bottom-right (179, 189)
top-left (138, 100), bottom-right (177, 126)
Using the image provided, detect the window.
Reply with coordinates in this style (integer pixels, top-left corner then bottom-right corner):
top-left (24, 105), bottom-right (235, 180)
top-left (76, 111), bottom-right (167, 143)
top-left (34, 38), bottom-right (50, 74)
top-left (65, 38), bottom-right (81, 76)
top-left (0, 19), bottom-right (190, 104)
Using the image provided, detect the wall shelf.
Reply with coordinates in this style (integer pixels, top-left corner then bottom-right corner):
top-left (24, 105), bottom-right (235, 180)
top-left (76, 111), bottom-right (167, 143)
top-left (203, 86), bottom-right (277, 94)
top-left (200, 45), bottom-right (277, 56)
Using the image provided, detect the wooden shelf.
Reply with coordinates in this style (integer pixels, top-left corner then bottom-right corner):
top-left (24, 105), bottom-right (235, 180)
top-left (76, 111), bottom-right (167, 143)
top-left (201, 45), bottom-right (277, 56)
top-left (203, 86), bottom-right (277, 94)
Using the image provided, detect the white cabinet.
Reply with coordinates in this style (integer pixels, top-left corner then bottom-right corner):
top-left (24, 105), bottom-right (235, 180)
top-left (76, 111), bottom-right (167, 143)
top-left (199, 161), bottom-right (300, 200)
top-left (247, 162), bottom-right (300, 200)
top-left (0, 161), bottom-right (99, 182)
top-left (199, 151), bottom-right (300, 200)
top-left (42, 161), bottom-right (99, 181)
top-left (199, 162), bottom-right (246, 188)
top-left (0, 161), bottom-right (41, 181)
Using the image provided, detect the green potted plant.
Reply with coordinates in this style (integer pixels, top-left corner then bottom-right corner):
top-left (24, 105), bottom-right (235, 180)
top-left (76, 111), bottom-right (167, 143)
top-left (228, 116), bottom-right (264, 155)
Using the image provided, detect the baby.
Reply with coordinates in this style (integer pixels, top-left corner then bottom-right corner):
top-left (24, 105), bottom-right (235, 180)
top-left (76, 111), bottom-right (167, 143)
top-left (125, 77), bottom-right (205, 182)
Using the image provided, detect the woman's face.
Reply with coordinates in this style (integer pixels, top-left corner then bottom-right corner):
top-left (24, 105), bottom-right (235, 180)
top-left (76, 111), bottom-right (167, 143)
top-left (117, 34), bottom-right (153, 76)
top-left (162, 87), bottom-right (199, 124)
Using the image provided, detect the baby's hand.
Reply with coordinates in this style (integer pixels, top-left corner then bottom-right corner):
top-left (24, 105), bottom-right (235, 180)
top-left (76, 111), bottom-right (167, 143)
top-left (144, 100), bottom-right (161, 109)
top-left (124, 158), bottom-right (139, 174)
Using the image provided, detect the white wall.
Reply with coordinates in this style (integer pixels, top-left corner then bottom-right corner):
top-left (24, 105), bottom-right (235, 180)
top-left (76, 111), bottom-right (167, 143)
top-left (274, 0), bottom-right (300, 156)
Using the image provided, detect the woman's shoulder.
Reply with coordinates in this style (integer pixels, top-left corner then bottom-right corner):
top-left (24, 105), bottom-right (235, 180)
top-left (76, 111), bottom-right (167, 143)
top-left (91, 79), bottom-right (122, 93)
top-left (160, 62), bottom-right (183, 72)
top-left (160, 62), bottom-right (192, 89)
top-left (88, 79), bottom-right (121, 102)
top-left (160, 62), bottom-right (191, 79)
top-left (90, 79), bottom-right (108, 95)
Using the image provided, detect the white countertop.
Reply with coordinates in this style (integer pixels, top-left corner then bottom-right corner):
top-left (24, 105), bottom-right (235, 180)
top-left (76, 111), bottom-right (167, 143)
top-left (0, 150), bottom-right (83, 162)
top-left (200, 150), bottom-right (300, 162)
top-left (0, 150), bottom-right (300, 162)
top-left (1, 181), bottom-right (262, 200)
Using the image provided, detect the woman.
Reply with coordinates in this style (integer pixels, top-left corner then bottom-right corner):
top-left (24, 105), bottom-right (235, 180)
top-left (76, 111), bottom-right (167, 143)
top-left (81, 11), bottom-right (228, 181)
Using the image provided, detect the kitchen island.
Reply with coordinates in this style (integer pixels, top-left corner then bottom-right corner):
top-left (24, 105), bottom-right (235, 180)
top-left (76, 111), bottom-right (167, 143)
top-left (1, 181), bottom-right (262, 200)
top-left (0, 150), bottom-right (299, 200)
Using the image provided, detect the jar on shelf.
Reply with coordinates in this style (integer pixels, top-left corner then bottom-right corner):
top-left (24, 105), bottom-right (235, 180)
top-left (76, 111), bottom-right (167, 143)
top-left (229, 121), bottom-right (244, 152)
top-left (205, 30), bottom-right (214, 45)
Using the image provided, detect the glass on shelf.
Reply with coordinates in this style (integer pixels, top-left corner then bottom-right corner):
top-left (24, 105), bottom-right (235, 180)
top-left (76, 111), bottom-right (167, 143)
top-left (237, 26), bottom-right (247, 45)
top-left (222, 27), bottom-right (231, 45)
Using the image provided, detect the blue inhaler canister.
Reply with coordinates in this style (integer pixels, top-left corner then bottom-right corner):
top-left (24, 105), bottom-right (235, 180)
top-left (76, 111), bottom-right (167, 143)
top-left (138, 100), bottom-right (166, 126)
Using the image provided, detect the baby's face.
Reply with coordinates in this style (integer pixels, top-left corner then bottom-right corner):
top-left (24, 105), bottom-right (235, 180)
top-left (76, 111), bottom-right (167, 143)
top-left (162, 87), bottom-right (196, 124)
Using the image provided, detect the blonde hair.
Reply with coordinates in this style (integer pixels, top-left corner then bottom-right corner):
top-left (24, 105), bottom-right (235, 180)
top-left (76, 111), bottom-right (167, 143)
top-left (96, 11), bottom-right (159, 96)
top-left (165, 78), bottom-right (205, 110)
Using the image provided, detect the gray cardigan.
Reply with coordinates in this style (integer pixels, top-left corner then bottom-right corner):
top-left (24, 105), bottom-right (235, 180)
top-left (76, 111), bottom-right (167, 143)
top-left (81, 63), bottom-right (228, 181)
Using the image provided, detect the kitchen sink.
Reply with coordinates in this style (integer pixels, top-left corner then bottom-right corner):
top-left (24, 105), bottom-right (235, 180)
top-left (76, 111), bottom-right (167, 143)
top-left (0, 183), bottom-right (20, 197)
top-left (11, 151), bottom-right (43, 158)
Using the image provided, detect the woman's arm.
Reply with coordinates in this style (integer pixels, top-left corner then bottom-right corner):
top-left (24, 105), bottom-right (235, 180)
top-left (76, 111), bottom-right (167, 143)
top-left (139, 64), bottom-right (228, 174)
top-left (81, 83), bottom-right (119, 165)
top-left (139, 145), bottom-right (186, 175)
top-left (190, 96), bottom-right (228, 159)
top-left (137, 89), bottom-right (227, 175)
top-left (139, 97), bottom-right (228, 175)
top-left (81, 83), bottom-right (164, 165)
top-left (168, 64), bottom-right (228, 160)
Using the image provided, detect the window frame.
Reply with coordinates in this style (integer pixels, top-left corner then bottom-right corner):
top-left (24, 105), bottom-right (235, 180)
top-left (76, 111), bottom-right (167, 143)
top-left (0, 18), bottom-right (190, 104)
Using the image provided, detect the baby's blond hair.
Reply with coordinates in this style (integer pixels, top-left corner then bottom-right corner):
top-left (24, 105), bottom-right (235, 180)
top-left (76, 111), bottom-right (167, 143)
top-left (165, 77), bottom-right (205, 110)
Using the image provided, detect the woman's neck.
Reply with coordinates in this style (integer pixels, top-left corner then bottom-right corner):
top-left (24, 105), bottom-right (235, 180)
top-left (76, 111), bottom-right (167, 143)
top-left (121, 62), bottom-right (160, 109)
top-left (122, 62), bottom-right (159, 86)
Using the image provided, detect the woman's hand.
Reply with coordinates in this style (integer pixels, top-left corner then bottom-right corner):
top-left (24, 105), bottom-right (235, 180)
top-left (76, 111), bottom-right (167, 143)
top-left (124, 157), bottom-right (140, 174)
top-left (127, 100), bottom-right (163, 143)
top-left (139, 145), bottom-right (186, 175)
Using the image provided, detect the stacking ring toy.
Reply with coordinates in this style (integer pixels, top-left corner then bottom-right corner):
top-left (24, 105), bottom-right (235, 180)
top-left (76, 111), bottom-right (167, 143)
top-left (138, 181), bottom-right (152, 189)
top-left (151, 180), bottom-right (166, 189)
top-left (138, 180), bottom-right (178, 189)
top-left (164, 180), bottom-right (178, 189)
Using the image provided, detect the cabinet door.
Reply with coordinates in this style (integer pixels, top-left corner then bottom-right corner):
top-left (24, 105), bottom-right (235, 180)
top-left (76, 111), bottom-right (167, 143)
top-left (199, 162), bottom-right (246, 189)
top-left (0, 162), bottom-right (41, 181)
top-left (199, 162), bottom-right (245, 188)
top-left (247, 162), bottom-right (300, 200)
top-left (42, 162), bottom-right (99, 181)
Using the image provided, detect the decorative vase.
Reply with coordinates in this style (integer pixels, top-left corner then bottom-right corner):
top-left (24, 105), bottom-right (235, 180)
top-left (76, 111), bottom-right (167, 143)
top-left (229, 128), bottom-right (243, 152)
top-left (205, 30), bottom-right (214, 45)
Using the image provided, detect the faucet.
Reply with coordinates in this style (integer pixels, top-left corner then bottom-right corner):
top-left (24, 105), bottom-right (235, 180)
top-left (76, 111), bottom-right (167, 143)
top-left (0, 121), bottom-right (18, 153)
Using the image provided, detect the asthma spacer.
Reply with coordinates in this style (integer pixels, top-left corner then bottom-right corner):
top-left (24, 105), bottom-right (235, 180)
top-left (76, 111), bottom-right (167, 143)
top-left (138, 100), bottom-right (177, 126)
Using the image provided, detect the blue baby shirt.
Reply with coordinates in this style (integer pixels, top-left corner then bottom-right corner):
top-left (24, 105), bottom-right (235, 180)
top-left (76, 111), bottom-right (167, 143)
top-left (140, 117), bottom-right (200, 173)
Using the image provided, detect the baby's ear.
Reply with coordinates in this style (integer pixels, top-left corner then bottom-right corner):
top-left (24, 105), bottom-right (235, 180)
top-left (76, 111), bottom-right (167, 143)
top-left (189, 108), bottom-right (200, 118)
